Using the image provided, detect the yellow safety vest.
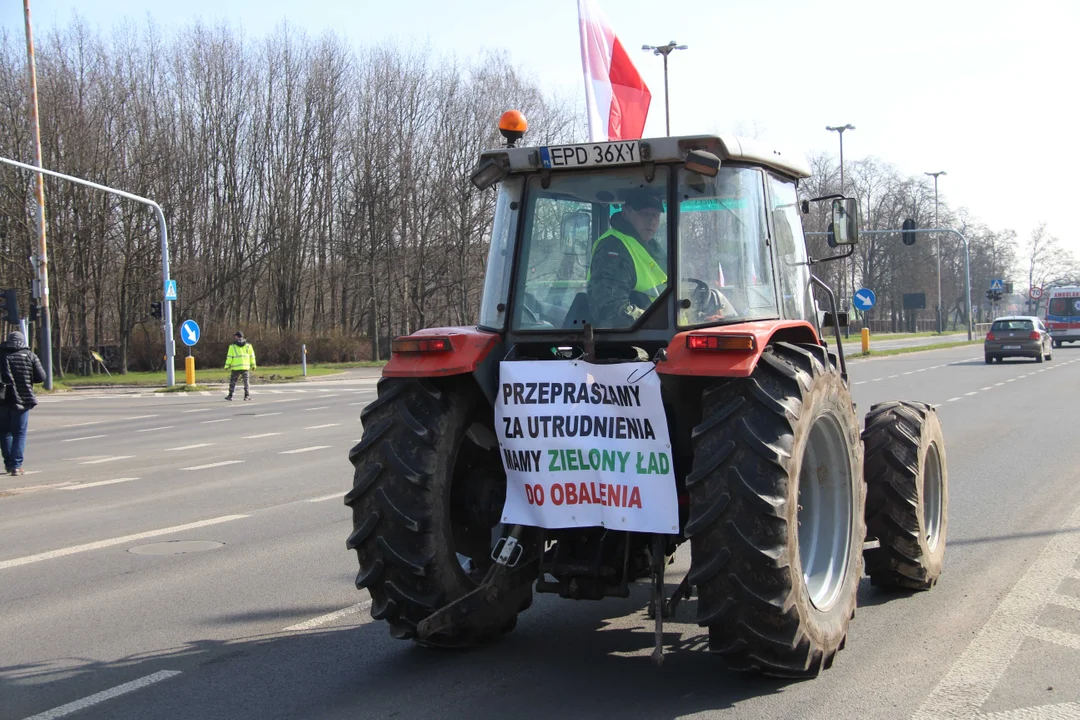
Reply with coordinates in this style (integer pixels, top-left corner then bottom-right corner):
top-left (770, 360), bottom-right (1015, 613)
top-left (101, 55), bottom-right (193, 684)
top-left (589, 227), bottom-right (668, 297)
top-left (225, 342), bottom-right (256, 371)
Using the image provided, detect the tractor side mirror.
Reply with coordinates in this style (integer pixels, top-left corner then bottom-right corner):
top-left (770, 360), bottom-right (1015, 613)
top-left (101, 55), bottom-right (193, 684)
top-left (560, 211), bottom-right (591, 254)
top-left (823, 311), bottom-right (849, 328)
top-left (830, 198), bottom-right (860, 245)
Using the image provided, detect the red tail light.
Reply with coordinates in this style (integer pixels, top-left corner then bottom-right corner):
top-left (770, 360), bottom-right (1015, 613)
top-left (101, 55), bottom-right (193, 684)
top-left (391, 336), bottom-right (454, 353)
top-left (1029, 331), bottom-right (1040, 340)
top-left (686, 334), bottom-right (756, 351)
top-left (986, 332), bottom-right (995, 341)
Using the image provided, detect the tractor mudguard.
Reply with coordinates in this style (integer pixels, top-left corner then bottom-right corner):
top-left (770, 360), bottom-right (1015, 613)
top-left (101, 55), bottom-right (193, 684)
top-left (383, 327), bottom-right (501, 379)
top-left (658, 320), bottom-right (820, 378)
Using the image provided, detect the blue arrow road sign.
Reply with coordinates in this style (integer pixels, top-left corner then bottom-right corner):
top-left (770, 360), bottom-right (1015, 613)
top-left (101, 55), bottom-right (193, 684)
top-left (990, 278), bottom-right (1004, 291)
top-left (853, 288), bottom-right (876, 311)
top-left (180, 319), bottom-right (200, 347)
top-left (165, 280), bottom-right (178, 301)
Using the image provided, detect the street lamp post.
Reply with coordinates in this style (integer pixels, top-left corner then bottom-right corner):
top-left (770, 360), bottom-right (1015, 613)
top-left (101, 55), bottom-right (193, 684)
top-left (925, 171), bottom-right (947, 333)
top-left (826, 124), bottom-right (855, 338)
top-left (22, 0), bottom-right (53, 389)
top-left (641, 41), bottom-right (687, 136)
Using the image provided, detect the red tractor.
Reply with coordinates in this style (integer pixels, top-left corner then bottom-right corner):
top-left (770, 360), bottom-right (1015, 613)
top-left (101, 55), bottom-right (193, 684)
top-left (345, 111), bottom-right (948, 677)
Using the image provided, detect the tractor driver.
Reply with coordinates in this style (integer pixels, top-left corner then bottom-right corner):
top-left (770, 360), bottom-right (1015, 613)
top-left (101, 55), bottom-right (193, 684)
top-left (586, 190), bottom-right (668, 328)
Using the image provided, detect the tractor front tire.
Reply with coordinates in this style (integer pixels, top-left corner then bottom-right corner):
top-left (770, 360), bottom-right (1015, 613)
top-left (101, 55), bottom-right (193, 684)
top-left (862, 401), bottom-right (948, 590)
top-left (687, 342), bottom-right (865, 678)
top-left (345, 377), bottom-right (531, 647)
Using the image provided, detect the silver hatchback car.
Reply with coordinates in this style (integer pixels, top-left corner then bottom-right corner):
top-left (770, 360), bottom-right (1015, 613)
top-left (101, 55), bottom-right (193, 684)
top-left (984, 316), bottom-right (1053, 363)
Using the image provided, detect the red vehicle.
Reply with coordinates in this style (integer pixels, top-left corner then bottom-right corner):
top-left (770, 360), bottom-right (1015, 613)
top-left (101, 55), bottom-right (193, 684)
top-left (345, 112), bottom-right (949, 677)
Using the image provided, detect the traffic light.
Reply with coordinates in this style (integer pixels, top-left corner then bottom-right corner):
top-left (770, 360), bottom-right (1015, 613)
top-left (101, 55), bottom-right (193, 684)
top-left (0, 288), bottom-right (19, 324)
top-left (150, 301), bottom-right (162, 319)
top-left (902, 218), bottom-right (917, 246)
top-left (1003, 281), bottom-right (1013, 294)
top-left (28, 303), bottom-right (38, 323)
top-left (986, 290), bottom-right (994, 302)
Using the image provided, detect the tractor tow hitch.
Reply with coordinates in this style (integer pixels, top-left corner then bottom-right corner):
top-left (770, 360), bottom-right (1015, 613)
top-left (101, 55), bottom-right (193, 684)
top-left (417, 524), bottom-right (532, 640)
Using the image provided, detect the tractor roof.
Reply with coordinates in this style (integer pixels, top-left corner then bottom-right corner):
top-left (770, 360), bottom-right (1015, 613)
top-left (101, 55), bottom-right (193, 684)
top-left (486, 134), bottom-right (812, 181)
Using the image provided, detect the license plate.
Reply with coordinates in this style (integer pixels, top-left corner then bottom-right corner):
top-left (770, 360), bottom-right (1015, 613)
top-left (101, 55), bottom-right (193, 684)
top-left (540, 141), bottom-right (641, 169)
top-left (1003, 345), bottom-right (1021, 350)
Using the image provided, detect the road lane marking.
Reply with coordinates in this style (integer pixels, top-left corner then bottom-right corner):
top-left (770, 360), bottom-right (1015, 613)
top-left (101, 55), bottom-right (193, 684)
top-left (123, 415), bottom-right (159, 420)
top-left (304, 424), bottom-right (340, 430)
top-left (0, 515), bottom-right (248, 570)
top-left (167, 443), bottom-right (214, 451)
top-left (913, 501), bottom-right (1080, 720)
top-left (182, 460), bottom-right (244, 471)
top-left (243, 433), bottom-right (282, 439)
top-left (62, 435), bottom-right (107, 443)
top-left (280, 446), bottom-right (330, 454)
top-left (254, 412), bottom-right (282, 417)
top-left (947, 397), bottom-right (961, 402)
top-left (136, 426), bottom-right (175, 432)
top-left (995, 383), bottom-right (1005, 387)
top-left (307, 493), bottom-right (343, 503)
top-left (21, 670), bottom-right (183, 720)
top-left (79, 456), bottom-right (133, 465)
top-left (981, 387), bottom-right (993, 391)
top-left (304, 406), bottom-right (330, 411)
top-left (965, 392), bottom-right (978, 396)
top-left (272, 399), bottom-right (301, 404)
top-left (283, 601), bottom-right (371, 632)
top-left (201, 418), bottom-right (230, 424)
top-left (348, 402), bottom-right (369, 405)
top-left (854, 381), bottom-right (866, 386)
top-left (60, 478), bottom-right (140, 491)
top-left (62, 421), bottom-right (101, 428)
top-left (181, 408), bottom-right (210, 413)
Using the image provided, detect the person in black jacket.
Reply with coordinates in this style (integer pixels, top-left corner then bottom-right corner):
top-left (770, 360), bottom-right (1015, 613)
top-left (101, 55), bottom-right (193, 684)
top-left (0, 331), bottom-right (47, 476)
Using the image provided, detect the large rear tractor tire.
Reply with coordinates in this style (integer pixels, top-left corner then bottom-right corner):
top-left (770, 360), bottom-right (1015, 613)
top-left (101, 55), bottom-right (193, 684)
top-left (687, 342), bottom-right (865, 678)
top-left (861, 401), bottom-right (948, 590)
top-left (345, 377), bottom-right (532, 647)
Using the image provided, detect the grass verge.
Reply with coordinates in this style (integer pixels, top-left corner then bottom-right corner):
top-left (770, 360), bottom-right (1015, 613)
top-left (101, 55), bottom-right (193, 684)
top-left (860, 331), bottom-right (963, 341)
top-left (156, 384), bottom-right (215, 393)
top-left (846, 339), bottom-right (981, 359)
top-left (56, 363), bottom-right (362, 388)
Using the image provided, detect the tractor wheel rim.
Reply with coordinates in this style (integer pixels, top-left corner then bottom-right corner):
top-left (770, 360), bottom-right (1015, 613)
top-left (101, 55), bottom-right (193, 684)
top-left (797, 412), bottom-right (854, 611)
top-left (923, 442), bottom-right (944, 552)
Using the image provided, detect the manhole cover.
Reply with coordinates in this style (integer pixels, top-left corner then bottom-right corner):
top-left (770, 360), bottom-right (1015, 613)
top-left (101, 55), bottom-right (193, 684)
top-left (129, 540), bottom-right (225, 555)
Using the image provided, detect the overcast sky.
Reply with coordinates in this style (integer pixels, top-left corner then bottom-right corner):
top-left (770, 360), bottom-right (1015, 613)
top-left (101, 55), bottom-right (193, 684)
top-left (4, 0), bottom-right (1079, 263)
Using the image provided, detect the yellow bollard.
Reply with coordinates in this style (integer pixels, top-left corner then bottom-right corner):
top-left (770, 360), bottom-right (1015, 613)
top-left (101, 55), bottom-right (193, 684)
top-left (861, 327), bottom-right (870, 353)
top-left (185, 355), bottom-right (196, 386)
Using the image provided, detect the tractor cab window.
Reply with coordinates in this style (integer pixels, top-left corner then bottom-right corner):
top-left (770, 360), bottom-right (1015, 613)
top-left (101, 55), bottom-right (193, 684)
top-left (676, 167), bottom-right (777, 327)
top-left (770, 175), bottom-right (814, 324)
top-left (512, 168), bottom-right (669, 331)
top-left (479, 177), bottom-right (525, 330)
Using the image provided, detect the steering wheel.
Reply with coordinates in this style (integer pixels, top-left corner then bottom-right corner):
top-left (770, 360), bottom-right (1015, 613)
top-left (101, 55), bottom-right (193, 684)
top-left (680, 278), bottom-right (736, 320)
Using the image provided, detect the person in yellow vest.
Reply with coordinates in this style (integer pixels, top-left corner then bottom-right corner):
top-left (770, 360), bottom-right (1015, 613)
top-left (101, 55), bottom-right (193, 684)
top-left (586, 190), bottom-right (668, 328)
top-left (224, 331), bottom-right (256, 401)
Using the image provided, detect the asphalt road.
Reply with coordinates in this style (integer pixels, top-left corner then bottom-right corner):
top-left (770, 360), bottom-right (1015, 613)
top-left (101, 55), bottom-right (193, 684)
top-left (2, 348), bottom-right (1080, 720)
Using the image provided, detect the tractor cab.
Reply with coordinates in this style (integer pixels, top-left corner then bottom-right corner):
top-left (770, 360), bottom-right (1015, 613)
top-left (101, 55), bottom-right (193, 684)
top-left (472, 112), bottom-right (857, 363)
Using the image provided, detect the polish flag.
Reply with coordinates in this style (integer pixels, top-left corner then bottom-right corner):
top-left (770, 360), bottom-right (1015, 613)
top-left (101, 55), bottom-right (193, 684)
top-left (578, 0), bottom-right (651, 142)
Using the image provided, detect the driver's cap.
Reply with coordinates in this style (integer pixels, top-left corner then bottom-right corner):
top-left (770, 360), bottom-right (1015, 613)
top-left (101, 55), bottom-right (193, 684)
top-left (623, 189), bottom-right (664, 213)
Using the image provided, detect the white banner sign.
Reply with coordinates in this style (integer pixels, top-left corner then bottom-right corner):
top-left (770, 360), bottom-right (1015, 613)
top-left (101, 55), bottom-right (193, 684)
top-left (495, 360), bottom-right (678, 534)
